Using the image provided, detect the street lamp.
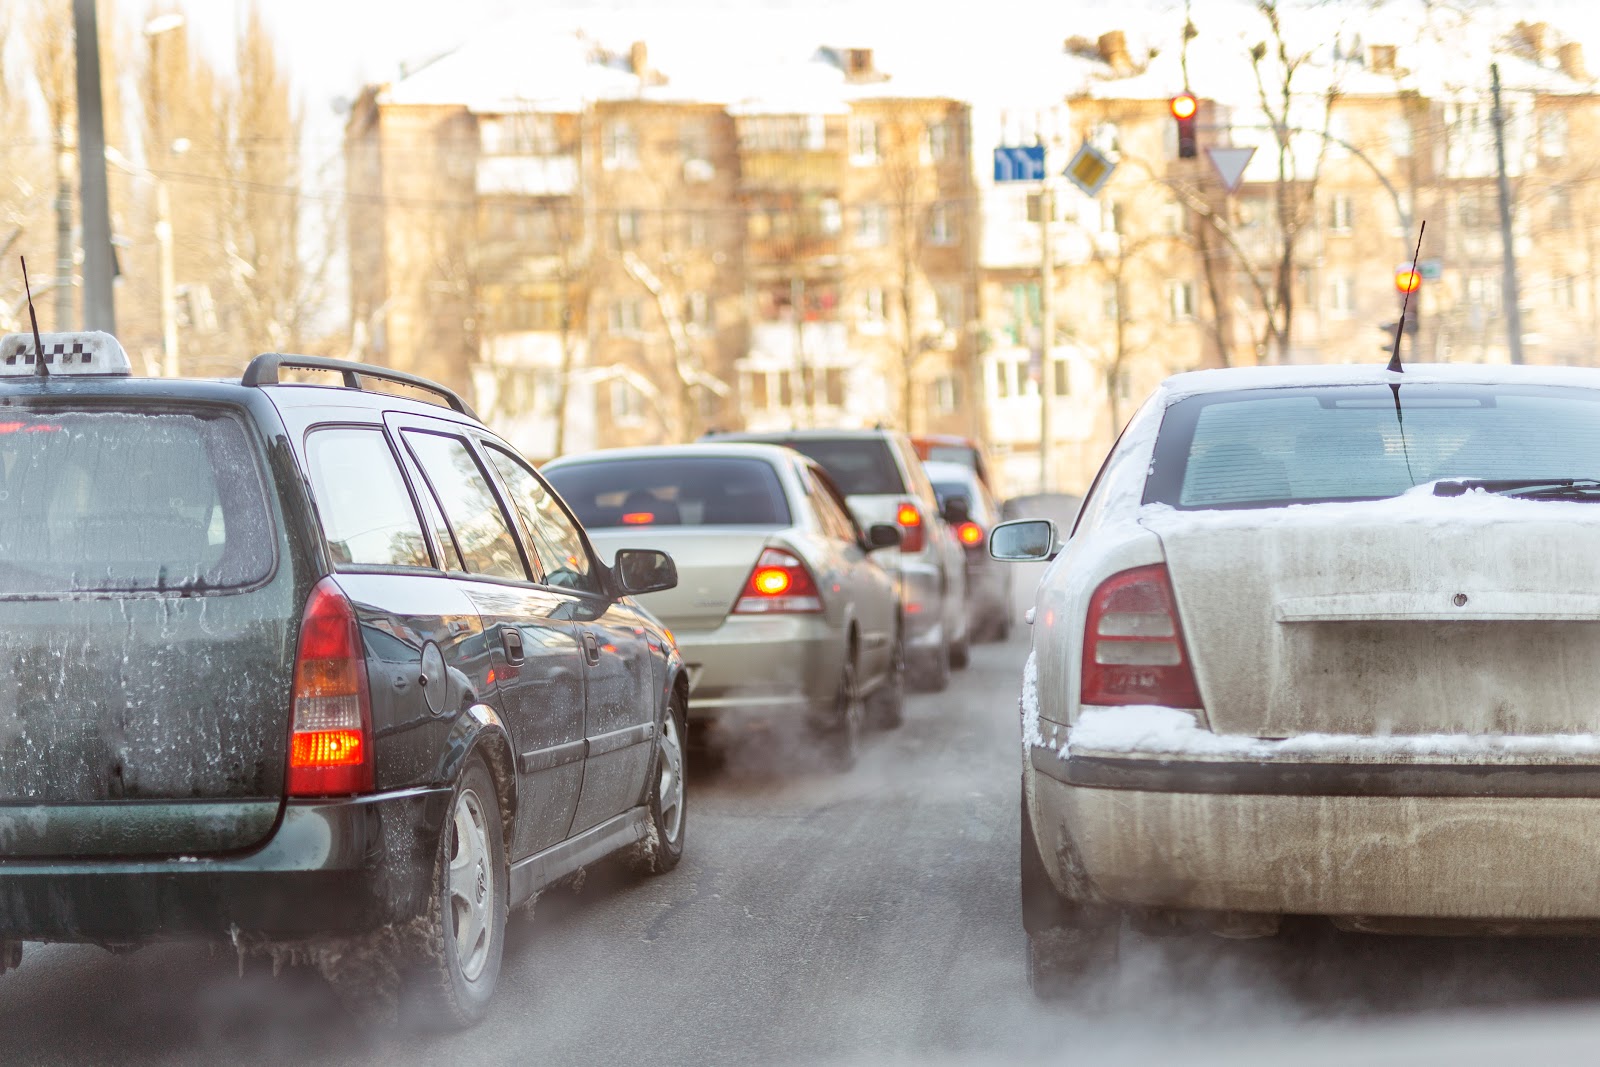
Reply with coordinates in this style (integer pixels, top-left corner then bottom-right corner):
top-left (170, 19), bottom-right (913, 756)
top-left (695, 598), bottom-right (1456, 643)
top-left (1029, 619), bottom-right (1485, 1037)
top-left (144, 13), bottom-right (184, 376)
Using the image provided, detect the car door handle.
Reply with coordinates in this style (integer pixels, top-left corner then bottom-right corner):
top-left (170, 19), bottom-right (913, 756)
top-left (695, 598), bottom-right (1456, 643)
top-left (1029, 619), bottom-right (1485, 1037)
top-left (582, 631), bottom-right (601, 665)
top-left (501, 626), bottom-right (525, 664)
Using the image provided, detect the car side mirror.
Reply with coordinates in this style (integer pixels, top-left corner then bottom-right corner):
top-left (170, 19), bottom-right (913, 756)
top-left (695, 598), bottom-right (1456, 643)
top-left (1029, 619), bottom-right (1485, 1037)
top-left (613, 548), bottom-right (678, 595)
top-left (989, 519), bottom-right (1058, 562)
top-left (941, 495), bottom-right (971, 525)
top-left (864, 523), bottom-right (901, 551)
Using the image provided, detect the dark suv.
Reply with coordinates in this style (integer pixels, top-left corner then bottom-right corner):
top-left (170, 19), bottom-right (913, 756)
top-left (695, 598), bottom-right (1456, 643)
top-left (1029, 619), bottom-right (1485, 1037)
top-left (0, 336), bottom-right (687, 1027)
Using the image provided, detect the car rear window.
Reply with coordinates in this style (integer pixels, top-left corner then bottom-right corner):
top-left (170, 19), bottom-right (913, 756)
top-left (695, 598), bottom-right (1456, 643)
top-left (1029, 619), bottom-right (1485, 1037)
top-left (777, 438), bottom-right (904, 496)
top-left (1146, 384), bottom-right (1600, 509)
top-left (926, 445), bottom-right (977, 468)
top-left (0, 407), bottom-right (274, 594)
top-left (545, 457), bottom-right (790, 528)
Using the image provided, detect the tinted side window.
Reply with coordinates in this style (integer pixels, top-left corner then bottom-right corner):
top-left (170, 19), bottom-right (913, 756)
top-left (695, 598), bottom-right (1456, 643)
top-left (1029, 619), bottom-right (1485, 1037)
top-left (306, 427), bottom-right (429, 568)
top-left (485, 446), bottom-right (601, 596)
top-left (781, 438), bottom-right (905, 495)
top-left (403, 431), bottom-right (527, 581)
top-left (480, 445), bottom-right (550, 582)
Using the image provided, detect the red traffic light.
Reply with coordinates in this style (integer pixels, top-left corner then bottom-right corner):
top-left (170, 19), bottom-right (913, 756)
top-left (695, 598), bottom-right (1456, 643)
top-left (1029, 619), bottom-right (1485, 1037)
top-left (1170, 94), bottom-right (1198, 120)
top-left (1395, 268), bottom-right (1422, 293)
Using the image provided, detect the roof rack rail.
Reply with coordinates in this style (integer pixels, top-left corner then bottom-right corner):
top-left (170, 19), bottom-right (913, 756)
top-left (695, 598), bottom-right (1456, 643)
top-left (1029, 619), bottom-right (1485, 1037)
top-left (242, 353), bottom-right (478, 419)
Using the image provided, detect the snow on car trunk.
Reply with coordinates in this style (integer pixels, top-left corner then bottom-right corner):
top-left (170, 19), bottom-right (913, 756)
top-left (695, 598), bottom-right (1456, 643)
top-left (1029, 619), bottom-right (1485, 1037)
top-left (1144, 491), bottom-right (1600, 739)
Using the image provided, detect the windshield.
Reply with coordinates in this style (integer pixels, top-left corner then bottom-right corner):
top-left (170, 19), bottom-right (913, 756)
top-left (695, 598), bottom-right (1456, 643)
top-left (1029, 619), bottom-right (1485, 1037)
top-left (0, 407), bottom-right (274, 594)
top-left (1145, 384), bottom-right (1600, 509)
top-left (545, 456), bottom-right (791, 528)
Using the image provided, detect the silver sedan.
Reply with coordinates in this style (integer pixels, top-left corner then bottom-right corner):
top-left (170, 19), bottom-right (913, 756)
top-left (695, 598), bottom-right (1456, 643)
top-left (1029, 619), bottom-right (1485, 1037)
top-left (543, 443), bottom-right (904, 768)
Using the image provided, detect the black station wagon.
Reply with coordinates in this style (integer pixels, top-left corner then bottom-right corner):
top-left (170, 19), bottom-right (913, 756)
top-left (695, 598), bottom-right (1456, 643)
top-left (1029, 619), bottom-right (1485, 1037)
top-left (0, 334), bottom-right (687, 1027)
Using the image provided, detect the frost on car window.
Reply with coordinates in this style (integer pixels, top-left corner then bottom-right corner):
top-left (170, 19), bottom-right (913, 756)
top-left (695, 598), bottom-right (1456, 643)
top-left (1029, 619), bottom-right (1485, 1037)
top-left (1155, 385), bottom-right (1600, 509)
top-left (0, 409), bottom-right (273, 594)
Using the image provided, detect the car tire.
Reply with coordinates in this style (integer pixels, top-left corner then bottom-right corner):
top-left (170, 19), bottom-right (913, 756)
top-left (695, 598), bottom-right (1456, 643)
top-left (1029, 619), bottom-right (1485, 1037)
top-left (815, 656), bottom-right (862, 770)
top-left (911, 644), bottom-right (951, 693)
top-left (629, 692), bottom-right (687, 875)
top-left (406, 756), bottom-right (508, 1030)
top-left (1021, 778), bottom-right (1118, 998)
top-left (949, 628), bottom-right (971, 670)
top-left (866, 626), bottom-right (906, 730)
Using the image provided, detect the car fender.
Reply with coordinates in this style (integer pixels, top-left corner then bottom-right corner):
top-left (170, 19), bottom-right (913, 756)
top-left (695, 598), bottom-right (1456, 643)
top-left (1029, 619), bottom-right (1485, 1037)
top-left (435, 702), bottom-right (519, 836)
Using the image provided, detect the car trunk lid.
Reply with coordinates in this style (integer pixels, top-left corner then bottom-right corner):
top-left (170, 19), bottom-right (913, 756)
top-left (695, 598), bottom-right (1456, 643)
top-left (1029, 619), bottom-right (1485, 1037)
top-left (1145, 496), bottom-right (1600, 738)
top-left (0, 404), bottom-right (293, 857)
top-left (587, 528), bottom-right (786, 631)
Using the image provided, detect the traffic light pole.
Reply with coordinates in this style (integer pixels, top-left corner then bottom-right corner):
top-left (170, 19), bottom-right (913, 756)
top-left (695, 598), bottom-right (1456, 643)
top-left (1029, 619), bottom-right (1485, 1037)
top-left (1491, 63), bottom-right (1525, 365)
top-left (1038, 182), bottom-right (1054, 494)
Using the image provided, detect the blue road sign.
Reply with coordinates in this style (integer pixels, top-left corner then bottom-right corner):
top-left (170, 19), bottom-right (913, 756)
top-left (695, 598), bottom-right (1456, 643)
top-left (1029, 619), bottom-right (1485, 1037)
top-left (993, 145), bottom-right (1046, 183)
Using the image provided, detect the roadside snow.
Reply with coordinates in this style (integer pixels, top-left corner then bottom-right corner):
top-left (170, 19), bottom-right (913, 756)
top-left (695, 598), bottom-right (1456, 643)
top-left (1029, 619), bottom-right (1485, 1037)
top-left (1019, 650), bottom-right (1043, 749)
top-left (1066, 706), bottom-right (1600, 765)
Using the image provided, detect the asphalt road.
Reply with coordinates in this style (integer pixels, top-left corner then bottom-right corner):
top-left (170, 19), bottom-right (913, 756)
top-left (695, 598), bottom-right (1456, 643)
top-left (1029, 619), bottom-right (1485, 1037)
top-left (12, 564), bottom-right (1600, 1063)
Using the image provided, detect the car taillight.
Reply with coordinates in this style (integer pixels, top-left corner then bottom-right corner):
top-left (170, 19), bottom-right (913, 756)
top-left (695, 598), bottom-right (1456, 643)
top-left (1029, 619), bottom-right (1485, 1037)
top-left (287, 577), bottom-right (374, 796)
top-left (1081, 564), bottom-right (1202, 709)
top-left (957, 521), bottom-right (984, 548)
top-left (733, 548), bottom-right (823, 614)
top-left (896, 502), bottom-right (925, 553)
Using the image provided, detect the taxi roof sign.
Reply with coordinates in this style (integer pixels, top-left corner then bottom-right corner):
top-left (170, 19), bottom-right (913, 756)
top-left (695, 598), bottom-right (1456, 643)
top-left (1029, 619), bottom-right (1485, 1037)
top-left (0, 331), bottom-right (132, 376)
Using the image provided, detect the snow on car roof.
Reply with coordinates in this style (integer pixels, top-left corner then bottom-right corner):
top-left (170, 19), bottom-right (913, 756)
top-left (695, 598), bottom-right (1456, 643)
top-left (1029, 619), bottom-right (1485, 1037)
top-left (1158, 362), bottom-right (1600, 403)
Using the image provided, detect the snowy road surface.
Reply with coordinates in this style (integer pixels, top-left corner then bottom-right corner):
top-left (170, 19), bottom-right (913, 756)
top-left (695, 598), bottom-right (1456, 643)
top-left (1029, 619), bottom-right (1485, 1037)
top-left (9, 579), bottom-right (1600, 1063)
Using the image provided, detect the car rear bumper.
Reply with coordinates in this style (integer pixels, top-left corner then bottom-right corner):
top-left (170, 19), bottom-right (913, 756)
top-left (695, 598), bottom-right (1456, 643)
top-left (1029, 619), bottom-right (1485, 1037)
top-left (676, 615), bottom-right (839, 718)
top-left (1031, 747), bottom-right (1600, 921)
top-left (0, 786), bottom-right (450, 945)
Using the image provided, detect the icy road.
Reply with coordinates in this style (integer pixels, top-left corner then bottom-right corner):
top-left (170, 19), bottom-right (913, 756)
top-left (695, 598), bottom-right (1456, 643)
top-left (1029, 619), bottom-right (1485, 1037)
top-left (8, 574), bottom-right (1600, 1065)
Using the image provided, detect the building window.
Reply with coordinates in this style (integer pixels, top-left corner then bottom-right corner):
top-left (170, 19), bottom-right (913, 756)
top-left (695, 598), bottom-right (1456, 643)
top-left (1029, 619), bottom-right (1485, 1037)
top-left (1466, 273), bottom-right (1501, 313)
top-left (608, 299), bottom-right (643, 334)
top-left (1167, 280), bottom-right (1196, 322)
top-left (601, 120), bottom-right (638, 170)
top-left (823, 367), bottom-right (845, 406)
top-left (861, 286), bottom-right (886, 324)
top-left (1328, 275), bottom-right (1355, 318)
top-left (992, 358), bottom-right (1013, 399)
top-left (1388, 116), bottom-right (1413, 158)
top-left (680, 119), bottom-right (710, 169)
top-left (610, 379), bottom-right (645, 422)
top-left (1548, 188), bottom-right (1573, 231)
top-left (926, 119), bottom-right (957, 162)
top-left (927, 202), bottom-right (957, 246)
top-left (1052, 359), bottom-right (1070, 397)
top-left (1091, 122), bottom-right (1121, 156)
top-left (806, 114), bottom-right (827, 150)
top-left (685, 291), bottom-right (713, 332)
top-left (1458, 191), bottom-right (1490, 230)
top-left (819, 197), bottom-right (843, 236)
top-left (855, 203), bottom-right (888, 247)
top-left (614, 210), bottom-right (640, 248)
top-left (930, 375), bottom-right (959, 414)
top-left (1328, 195), bottom-right (1355, 234)
top-left (1102, 200), bottom-right (1124, 235)
top-left (934, 284), bottom-right (963, 330)
top-left (1554, 274), bottom-right (1578, 310)
top-left (849, 117), bottom-right (879, 165)
top-left (1025, 190), bottom-right (1059, 223)
top-left (1541, 111), bottom-right (1569, 158)
top-left (744, 371), bottom-right (770, 410)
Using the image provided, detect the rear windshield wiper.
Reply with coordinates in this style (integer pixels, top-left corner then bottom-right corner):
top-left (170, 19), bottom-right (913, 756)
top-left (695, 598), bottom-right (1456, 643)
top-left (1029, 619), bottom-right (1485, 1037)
top-left (1434, 478), bottom-right (1600, 500)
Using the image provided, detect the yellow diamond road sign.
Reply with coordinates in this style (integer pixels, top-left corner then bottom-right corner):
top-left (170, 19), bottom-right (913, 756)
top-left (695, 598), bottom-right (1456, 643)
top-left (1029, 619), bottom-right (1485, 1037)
top-left (1065, 143), bottom-right (1115, 197)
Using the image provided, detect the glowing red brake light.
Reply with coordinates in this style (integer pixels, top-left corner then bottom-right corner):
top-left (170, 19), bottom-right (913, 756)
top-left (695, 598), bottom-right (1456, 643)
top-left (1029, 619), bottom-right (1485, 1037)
top-left (733, 548), bottom-right (822, 614)
top-left (895, 502), bottom-right (926, 553)
top-left (1081, 564), bottom-right (1202, 709)
top-left (287, 577), bottom-right (374, 796)
top-left (957, 521), bottom-right (984, 547)
top-left (622, 511), bottom-right (655, 525)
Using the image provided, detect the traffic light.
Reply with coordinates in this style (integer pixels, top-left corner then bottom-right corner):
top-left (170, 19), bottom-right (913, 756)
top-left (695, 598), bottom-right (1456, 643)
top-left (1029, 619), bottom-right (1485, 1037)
top-left (1171, 94), bottom-right (1198, 159)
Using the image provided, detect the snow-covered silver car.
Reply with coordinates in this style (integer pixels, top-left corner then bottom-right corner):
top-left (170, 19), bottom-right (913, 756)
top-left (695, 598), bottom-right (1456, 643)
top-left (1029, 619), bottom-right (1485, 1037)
top-left (543, 443), bottom-right (904, 768)
top-left (995, 362), bottom-right (1600, 995)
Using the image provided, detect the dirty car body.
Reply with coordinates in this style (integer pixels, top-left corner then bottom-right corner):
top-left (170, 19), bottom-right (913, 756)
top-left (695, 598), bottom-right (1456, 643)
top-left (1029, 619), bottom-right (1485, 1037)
top-left (1004, 363), bottom-right (1600, 989)
top-left (0, 341), bottom-right (686, 1024)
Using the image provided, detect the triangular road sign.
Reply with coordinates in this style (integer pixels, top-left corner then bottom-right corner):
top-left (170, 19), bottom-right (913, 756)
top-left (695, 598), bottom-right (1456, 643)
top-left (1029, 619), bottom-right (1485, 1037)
top-left (1206, 146), bottom-right (1257, 193)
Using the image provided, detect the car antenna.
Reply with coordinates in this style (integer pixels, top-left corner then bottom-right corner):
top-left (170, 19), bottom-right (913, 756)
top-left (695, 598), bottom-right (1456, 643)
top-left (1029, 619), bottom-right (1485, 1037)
top-left (1388, 221), bottom-right (1425, 374)
top-left (19, 256), bottom-right (47, 377)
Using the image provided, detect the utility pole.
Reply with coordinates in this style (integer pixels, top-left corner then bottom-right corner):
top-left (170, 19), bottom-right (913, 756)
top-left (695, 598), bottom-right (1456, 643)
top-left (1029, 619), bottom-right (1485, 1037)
top-left (74, 0), bottom-right (116, 333)
top-left (1037, 182), bottom-right (1054, 494)
top-left (791, 275), bottom-right (809, 427)
top-left (1491, 63), bottom-right (1525, 365)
